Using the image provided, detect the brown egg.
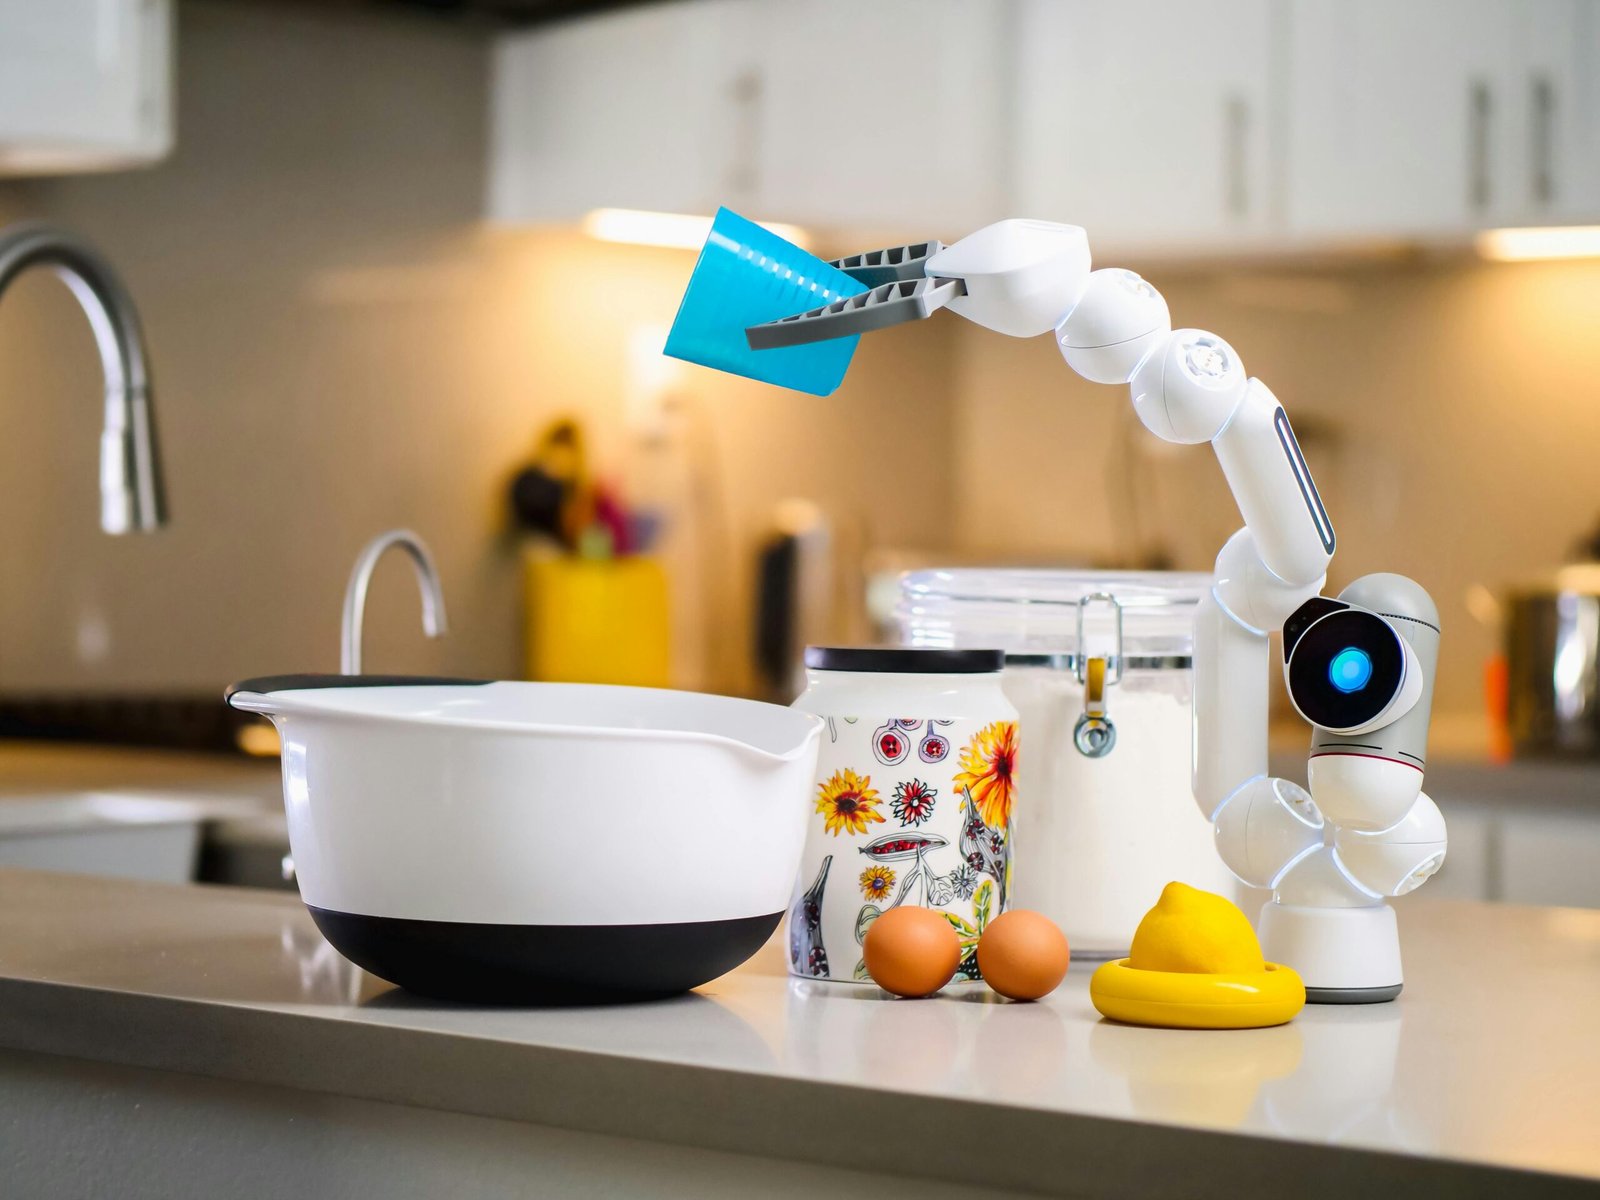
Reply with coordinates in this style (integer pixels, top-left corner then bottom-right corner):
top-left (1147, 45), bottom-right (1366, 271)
top-left (863, 906), bottom-right (961, 998)
top-left (977, 910), bottom-right (1071, 1001)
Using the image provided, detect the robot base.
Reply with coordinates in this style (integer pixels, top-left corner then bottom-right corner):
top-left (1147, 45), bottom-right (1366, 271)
top-left (1257, 901), bottom-right (1403, 1004)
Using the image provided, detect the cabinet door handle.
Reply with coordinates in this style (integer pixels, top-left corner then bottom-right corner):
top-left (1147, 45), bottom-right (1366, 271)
top-left (1532, 74), bottom-right (1555, 207)
top-left (1468, 79), bottom-right (1492, 212)
top-left (727, 69), bottom-right (763, 201)
top-left (1225, 92), bottom-right (1249, 219)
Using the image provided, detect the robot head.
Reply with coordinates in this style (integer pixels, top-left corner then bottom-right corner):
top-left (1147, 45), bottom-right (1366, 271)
top-left (1284, 574), bottom-right (1441, 831)
top-left (1282, 597), bottom-right (1423, 736)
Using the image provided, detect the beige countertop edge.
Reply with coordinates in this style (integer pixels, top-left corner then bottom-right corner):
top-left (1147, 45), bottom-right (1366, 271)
top-left (0, 974), bottom-right (1576, 1200)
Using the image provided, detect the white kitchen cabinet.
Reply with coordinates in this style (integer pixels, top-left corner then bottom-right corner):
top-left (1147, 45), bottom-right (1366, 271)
top-left (1011, 0), bottom-right (1278, 250)
top-left (1284, 0), bottom-right (1512, 239)
top-left (489, 0), bottom-right (1009, 236)
top-left (1507, 0), bottom-right (1600, 225)
top-left (490, 0), bottom-right (1600, 250)
top-left (489, 0), bottom-right (767, 224)
top-left (752, 0), bottom-right (1008, 237)
top-left (0, 0), bottom-right (172, 175)
top-left (1499, 811), bottom-right (1600, 909)
top-left (1284, 0), bottom-right (1600, 240)
top-left (1421, 807), bottom-right (1491, 902)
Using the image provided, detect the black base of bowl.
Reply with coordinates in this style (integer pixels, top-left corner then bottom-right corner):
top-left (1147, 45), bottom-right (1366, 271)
top-left (308, 906), bottom-right (782, 1005)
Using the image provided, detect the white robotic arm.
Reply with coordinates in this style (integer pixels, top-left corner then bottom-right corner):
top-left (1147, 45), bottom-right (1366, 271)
top-left (750, 219), bottom-right (1444, 1002)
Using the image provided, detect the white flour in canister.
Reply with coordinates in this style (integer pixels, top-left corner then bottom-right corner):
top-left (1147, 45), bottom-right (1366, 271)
top-left (1001, 665), bottom-right (1234, 957)
top-left (897, 569), bottom-right (1243, 959)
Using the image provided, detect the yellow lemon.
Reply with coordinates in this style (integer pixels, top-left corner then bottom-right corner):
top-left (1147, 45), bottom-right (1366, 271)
top-left (1127, 881), bottom-right (1265, 974)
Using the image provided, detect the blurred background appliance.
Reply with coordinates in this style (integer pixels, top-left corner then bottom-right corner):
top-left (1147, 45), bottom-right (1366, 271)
top-left (1507, 541), bottom-right (1600, 758)
top-left (753, 499), bottom-right (832, 703)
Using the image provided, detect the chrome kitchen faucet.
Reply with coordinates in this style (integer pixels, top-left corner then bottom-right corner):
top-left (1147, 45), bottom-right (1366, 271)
top-left (340, 529), bottom-right (449, 675)
top-left (0, 223), bottom-right (167, 533)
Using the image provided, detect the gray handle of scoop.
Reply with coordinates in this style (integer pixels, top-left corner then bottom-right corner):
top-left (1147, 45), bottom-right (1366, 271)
top-left (745, 275), bottom-right (966, 350)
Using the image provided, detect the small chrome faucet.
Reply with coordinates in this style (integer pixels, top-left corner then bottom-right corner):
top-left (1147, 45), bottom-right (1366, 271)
top-left (340, 529), bottom-right (449, 675)
top-left (0, 223), bottom-right (167, 533)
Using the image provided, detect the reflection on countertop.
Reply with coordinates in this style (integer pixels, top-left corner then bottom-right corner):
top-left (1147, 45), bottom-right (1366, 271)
top-left (0, 867), bottom-right (1596, 1195)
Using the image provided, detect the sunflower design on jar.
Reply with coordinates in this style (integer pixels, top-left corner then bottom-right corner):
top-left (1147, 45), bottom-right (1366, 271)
top-left (858, 864), bottom-right (896, 901)
top-left (814, 768), bottom-right (886, 837)
top-left (890, 778), bottom-right (938, 827)
top-left (953, 720), bottom-right (1018, 831)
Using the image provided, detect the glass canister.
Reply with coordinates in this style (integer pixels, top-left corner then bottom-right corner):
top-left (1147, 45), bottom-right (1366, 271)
top-left (896, 570), bottom-right (1235, 959)
top-left (786, 646), bottom-right (1017, 984)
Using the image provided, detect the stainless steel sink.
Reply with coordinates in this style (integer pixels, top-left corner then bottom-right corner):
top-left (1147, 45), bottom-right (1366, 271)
top-left (0, 791), bottom-right (265, 885)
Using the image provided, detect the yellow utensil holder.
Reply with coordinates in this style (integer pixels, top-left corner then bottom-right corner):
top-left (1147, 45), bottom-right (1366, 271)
top-left (524, 554), bottom-right (671, 688)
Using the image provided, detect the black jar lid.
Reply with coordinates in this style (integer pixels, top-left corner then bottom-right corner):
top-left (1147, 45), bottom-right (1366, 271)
top-left (803, 646), bottom-right (1005, 674)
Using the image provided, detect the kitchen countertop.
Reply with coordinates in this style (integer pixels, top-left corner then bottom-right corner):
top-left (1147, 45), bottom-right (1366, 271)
top-left (1, 870), bottom-right (1597, 1197)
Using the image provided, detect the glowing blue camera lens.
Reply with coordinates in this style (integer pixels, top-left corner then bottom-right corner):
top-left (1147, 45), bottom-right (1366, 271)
top-left (1328, 647), bottom-right (1373, 694)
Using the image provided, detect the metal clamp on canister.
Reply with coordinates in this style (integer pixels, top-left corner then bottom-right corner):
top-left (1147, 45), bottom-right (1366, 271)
top-left (1074, 592), bottom-right (1123, 758)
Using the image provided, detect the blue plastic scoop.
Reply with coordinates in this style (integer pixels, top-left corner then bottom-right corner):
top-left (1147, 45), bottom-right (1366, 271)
top-left (664, 208), bottom-right (866, 397)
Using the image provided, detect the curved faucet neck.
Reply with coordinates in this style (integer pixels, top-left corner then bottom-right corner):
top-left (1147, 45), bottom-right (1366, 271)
top-left (341, 529), bottom-right (450, 676)
top-left (0, 222), bottom-right (166, 533)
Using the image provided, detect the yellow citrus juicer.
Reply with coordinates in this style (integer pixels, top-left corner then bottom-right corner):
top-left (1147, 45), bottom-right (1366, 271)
top-left (1090, 882), bottom-right (1306, 1029)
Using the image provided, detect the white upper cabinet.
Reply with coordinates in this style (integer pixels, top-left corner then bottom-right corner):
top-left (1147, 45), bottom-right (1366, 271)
top-left (490, 0), bottom-right (1007, 236)
top-left (1283, 0), bottom-right (1600, 240)
top-left (1506, 0), bottom-right (1600, 225)
top-left (752, 0), bottom-right (1007, 238)
top-left (490, 0), bottom-right (770, 224)
top-left (1011, 0), bottom-right (1278, 251)
top-left (488, 0), bottom-right (1600, 250)
top-left (0, 0), bottom-right (172, 175)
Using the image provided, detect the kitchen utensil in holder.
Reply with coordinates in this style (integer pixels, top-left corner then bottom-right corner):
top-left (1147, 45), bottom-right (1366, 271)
top-left (524, 551), bottom-right (670, 687)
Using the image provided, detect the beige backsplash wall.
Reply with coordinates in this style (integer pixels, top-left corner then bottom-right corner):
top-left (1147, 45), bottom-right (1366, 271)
top-left (948, 260), bottom-right (1600, 716)
top-left (0, 1), bottom-right (956, 697)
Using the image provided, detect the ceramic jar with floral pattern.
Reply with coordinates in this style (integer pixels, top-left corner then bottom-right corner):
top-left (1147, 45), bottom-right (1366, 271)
top-left (786, 647), bottom-right (1019, 984)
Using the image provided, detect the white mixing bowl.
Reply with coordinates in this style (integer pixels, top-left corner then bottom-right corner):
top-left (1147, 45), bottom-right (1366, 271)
top-left (227, 675), bottom-right (823, 1002)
